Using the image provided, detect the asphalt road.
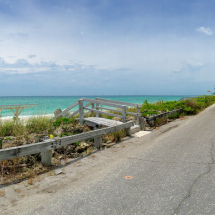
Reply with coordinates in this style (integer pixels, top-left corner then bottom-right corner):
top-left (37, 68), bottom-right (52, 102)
top-left (3, 104), bottom-right (215, 215)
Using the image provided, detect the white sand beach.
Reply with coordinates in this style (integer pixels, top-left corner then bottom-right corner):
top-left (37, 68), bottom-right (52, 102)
top-left (0, 114), bottom-right (54, 123)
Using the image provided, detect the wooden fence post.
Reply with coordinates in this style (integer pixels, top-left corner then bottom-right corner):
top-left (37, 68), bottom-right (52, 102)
top-left (139, 117), bottom-right (146, 131)
top-left (41, 150), bottom-right (52, 166)
top-left (15, 108), bottom-right (19, 123)
top-left (122, 105), bottom-right (126, 123)
top-left (79, 99), bottom-right (84, 125)
top-left (96, 103), bottom-right (99, 117)
top-left (91, 103), bottom-right (94, 117)
top-left (136, 106), bottom-right (140, 125)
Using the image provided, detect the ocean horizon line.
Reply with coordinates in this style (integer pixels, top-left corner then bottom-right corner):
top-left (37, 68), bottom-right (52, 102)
top-left (0, 95), bottom-right (199, 97)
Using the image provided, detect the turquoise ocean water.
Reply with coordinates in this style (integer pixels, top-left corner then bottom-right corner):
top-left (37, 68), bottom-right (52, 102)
top-left (0, 96), bottom-right (195, 118)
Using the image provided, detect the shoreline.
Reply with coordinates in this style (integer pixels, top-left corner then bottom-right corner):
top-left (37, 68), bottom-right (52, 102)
top-left (0, 114), bottom-right (54, 122)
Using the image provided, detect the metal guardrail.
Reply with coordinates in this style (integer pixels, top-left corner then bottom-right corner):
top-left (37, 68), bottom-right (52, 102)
top-left (145, 108), bottom-right (183, 121)
top-left (0, 121), bottom-right (133, 166)
top-left (144, 108), bottom-right (183, 127)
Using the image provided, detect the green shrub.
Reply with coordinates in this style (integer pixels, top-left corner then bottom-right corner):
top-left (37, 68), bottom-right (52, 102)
top-left (140, 96), bottom-right (215, 117)
top-left (75, 141), bottom-right (80, 146)
top-left (141, 111), bottom-right (159, 117)
top-left (168, 113), bottom-right (180, 119)
top-left (53, 117), bottom-right (75, 127)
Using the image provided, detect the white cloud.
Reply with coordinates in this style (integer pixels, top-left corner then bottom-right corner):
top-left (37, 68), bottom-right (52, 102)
top-left (28, 55), bottom-right (36, 58)
top-left (196, 27), bottom-right (213, 35)
top-left (1, 1), bottom-right (215, 95)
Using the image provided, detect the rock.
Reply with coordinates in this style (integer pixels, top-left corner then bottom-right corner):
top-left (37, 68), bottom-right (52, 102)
top-left (83, 124), bottom-right (91, 132)
top-left (55, 147), bottom-right (65, 154)
top-left (75, 146), bottom-right (84, 153)
top-left (0, 138), bottom-right (3, 149)
top-left (51, 157), bottom-right (60, 165)
top-left (127, 116), bottom-right (136, 123)
top-left (65, 145), bottom-right (76, 155)
top-left (4, 136), bottom-right (16, 141)
top-left (54, 108), bottom-right (62, 117)
top-left (68, 153), bottom-right (79, 158)
top-left (2, 136), bottom-right (18, 148)
top-left (55, 170), bottom-right (62, 175)
top-left (34, 153), bottom-right (41, 161)
top-left (12, 136), bottom-right (28, 146)
top-left (10, 139), bottom-right (22, 146)
top-left (74, 123), bottom-right (84, 133)
top-left (65, 125), bottom-right (74, 132)
top-left (80, 142), bottom-right (89, 150)
top-left (28, 133), bottom-right (39, 143)
top-left (53, 127), bottom-right (63, 136)
top-left (112, 117), bottom-right (122, 122)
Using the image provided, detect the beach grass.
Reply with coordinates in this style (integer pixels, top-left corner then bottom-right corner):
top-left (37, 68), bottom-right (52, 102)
top-left (0, 116), bottom-right (53, 137)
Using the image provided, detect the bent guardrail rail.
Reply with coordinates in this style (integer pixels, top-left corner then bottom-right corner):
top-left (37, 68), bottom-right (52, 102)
top-left (145, 108), bottom-right (183, 126)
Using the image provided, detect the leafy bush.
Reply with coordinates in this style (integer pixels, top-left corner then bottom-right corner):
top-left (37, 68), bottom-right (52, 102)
top-left (140, 96), bottom-right (215, 117)
top-left (141, 111), bottom-right (159, 117)
top-left (53, 117), bottom-right (75, 127)
top-left (168, 113), bottom-right (180, 119)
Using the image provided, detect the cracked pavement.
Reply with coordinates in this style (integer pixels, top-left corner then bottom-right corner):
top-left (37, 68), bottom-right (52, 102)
top-left (1, 104), bottom-right (215, 214)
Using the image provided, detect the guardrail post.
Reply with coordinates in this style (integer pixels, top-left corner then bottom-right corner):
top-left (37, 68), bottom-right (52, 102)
top-left (96, 103), bottom-right (99, 117)
top-left (147, 118), bottom-right (154, 127)
top-left (136, 106), bottom-right (140, 125)
top-left (139, 117), bottom-right (146, 131)
top-left (41, 150), bottom-right (52, 166)
top-left (91, 103), bottom-right (94, 117)
top-left (79, 99), bottom-right (84, 125)
top-left (94, 127), bottom-right (102, 149)
top-left (124, 127), bottom-right (131, 136)
top-left (122, 105), bottom-right (126, 123)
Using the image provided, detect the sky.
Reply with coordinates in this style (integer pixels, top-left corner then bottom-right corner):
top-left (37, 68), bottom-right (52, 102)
top-left (0, 0), bottom-right (215, 96)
